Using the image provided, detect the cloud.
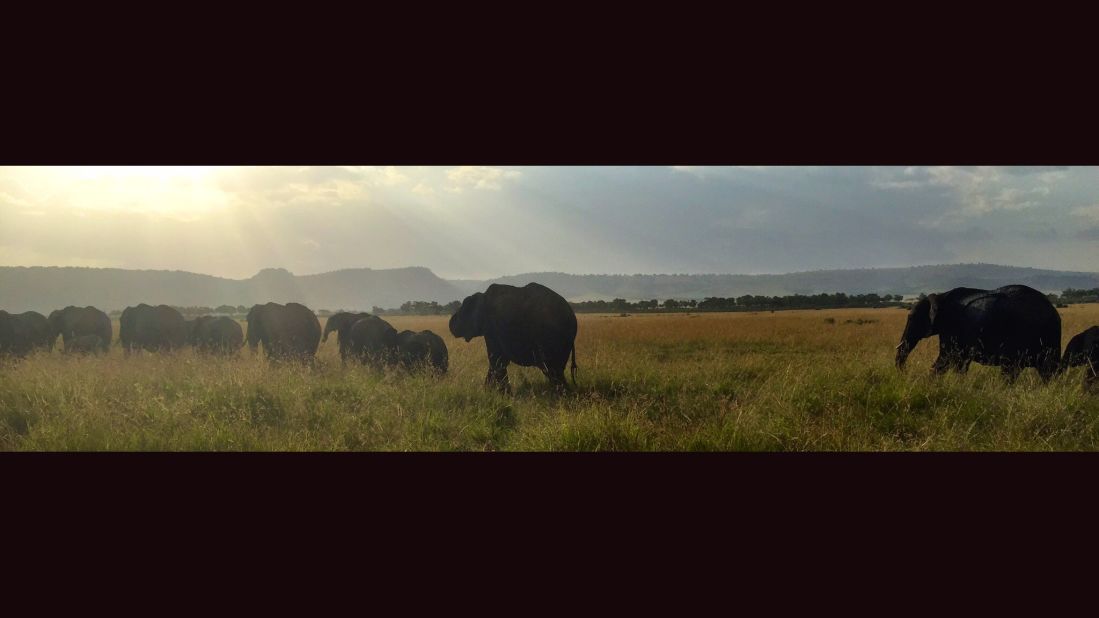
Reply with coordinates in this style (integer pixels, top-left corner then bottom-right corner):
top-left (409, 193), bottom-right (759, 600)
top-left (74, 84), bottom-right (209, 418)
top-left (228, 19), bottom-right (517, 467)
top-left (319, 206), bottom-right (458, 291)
top-left (999, 166), bottom-right (1070, 176)
top-left (3, 166), bottom-right (1099, 279)
top-left (411, 183), bottom-right (436, 197)
top-left (445, 166), bottom-right (520, 192)
top-left (873, 166), bottom-right (1055, 218)
top-left (1072, 204), bottom-right (1099, 223)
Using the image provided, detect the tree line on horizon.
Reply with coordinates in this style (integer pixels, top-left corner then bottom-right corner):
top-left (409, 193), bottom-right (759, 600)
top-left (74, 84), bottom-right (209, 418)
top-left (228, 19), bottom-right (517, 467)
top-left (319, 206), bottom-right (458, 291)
top-left (100, 288), bottom-right (1099, 318)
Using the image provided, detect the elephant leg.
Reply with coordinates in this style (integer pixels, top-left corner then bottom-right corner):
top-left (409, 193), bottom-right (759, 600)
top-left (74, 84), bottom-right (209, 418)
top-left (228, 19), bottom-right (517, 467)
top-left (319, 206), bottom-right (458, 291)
top-left (931, 354), bottom-right (951, 375)
top-left (484, 338), bottom-right (511, 393)
top-left (485, 355), bottom-right (510, 393)
top-left (485, 365), bottom-right (510, 393)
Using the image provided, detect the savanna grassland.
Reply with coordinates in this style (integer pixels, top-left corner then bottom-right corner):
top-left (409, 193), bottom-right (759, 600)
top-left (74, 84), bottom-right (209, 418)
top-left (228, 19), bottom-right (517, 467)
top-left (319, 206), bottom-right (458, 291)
top-left (2, 305), bottom-right (1099, 451)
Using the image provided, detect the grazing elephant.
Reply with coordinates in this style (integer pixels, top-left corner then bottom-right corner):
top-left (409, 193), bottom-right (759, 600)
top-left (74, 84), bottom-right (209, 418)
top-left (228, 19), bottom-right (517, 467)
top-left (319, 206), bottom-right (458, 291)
top-left (190, 316), bottom-right (244, 355)
top-left (895, 284), bottom-right (1061, 382)
top-left (119, 304), bottom-right (188, 353)
top-left (1062, 326), bottom-right (1099, 388)
top-left (66, 334), bottom-right (105, 355)
top-left (322, 312), bottom-right (372, 364)
top-left (246, 302), bottom-right (321, 363)
top-left (449, 282), bottom-right (578, 392)
top-left (0, 310), bottom-right (55, 357)
top-left (347, 315), bottom-right (399, 368)
top-left (396, 329), bottom-right (449, 374)
top-left (48, 306), bottom-right (112, 354)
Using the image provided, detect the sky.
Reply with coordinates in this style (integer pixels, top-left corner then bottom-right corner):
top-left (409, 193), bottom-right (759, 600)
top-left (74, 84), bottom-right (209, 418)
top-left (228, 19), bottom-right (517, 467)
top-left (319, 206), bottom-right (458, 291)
top-left (0, 166), bottom-right (1096, 280)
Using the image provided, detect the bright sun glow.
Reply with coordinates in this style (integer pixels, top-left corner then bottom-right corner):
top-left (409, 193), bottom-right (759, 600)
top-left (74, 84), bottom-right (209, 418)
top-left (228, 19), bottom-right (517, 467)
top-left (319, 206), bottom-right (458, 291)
top-left (13, 166), bottom-right (236, 219)
top-left (58, 166), bottom-right (226, 182)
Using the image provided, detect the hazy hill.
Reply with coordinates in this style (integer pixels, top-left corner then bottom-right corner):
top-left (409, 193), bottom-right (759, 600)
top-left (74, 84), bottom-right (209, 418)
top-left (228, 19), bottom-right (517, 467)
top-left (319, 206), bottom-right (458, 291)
top-left (0, 266), bottom-right (465, 314)
top-left (2, 263), bottom-right (1098, 313)
top-left (480, 264), bottom-right (1099, 301)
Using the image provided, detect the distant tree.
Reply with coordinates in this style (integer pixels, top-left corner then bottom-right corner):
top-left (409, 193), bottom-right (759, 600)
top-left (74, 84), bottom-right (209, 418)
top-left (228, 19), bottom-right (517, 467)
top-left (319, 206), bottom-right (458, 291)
top-left (236, 305), bottom-right (248, 314)
top-left (215, 305), bottom-right (236, 314)
top-left (664, 299), bottom-right (680, 310)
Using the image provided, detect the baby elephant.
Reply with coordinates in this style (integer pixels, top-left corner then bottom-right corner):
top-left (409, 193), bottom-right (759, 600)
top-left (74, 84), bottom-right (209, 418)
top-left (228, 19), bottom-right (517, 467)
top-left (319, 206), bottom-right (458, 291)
top-left (66, 334), bottom-right (105, 355)
top-left (1062, 326), bottom-right (1099, 388)
top-left (396, 330), bottom-right (448, 375)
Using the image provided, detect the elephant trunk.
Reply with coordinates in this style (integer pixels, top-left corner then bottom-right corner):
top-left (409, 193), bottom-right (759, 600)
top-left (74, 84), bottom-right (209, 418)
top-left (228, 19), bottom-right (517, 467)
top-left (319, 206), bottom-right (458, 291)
top-left (895, 340), bottom-right (913, 370)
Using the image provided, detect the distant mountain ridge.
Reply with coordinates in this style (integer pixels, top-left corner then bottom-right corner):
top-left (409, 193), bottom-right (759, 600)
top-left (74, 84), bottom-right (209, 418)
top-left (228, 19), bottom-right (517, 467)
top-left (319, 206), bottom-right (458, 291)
top-left (479, 264), bottom-right (1099, 301)
top-left (0, 266), bottom-right (465, 314)
top-left (2, 263), bottom-right (1097, 313)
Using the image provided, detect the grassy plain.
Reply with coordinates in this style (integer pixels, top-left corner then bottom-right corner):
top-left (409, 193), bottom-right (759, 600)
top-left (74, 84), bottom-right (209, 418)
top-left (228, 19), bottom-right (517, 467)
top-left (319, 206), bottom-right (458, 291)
top-left (2, 305), bottom-right (1098, 451)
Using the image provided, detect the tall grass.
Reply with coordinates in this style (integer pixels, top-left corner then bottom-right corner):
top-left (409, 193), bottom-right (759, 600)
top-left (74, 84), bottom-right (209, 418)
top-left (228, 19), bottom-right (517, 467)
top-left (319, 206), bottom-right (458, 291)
top-left (2, 307), bottom-right (1098, 451)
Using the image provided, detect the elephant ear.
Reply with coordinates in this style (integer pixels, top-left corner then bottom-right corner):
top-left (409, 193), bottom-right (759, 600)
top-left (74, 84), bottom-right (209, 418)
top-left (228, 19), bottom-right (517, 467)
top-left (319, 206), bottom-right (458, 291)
top-left (927, 293), bottom-right (941, 326)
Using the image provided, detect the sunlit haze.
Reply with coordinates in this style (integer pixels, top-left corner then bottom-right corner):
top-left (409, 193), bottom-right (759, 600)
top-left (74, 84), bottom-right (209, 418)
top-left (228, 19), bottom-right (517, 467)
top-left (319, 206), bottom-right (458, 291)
top-left (1, 166), bottom-right (1096, 279)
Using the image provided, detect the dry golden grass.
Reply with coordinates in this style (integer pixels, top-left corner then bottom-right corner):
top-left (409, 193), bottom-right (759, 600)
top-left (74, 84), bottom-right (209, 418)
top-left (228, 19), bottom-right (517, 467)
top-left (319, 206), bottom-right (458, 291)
top-left (2, 306), bottom-right (1098, 451)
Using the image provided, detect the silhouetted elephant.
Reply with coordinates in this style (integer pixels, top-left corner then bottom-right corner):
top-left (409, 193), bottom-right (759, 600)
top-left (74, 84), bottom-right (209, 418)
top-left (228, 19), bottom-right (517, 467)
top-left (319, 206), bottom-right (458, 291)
top-left (1062, 326), bottom-right (1099, 388)
top-left (48, 306), bottom-right (112, 354)
top-left (246, 302), bottom-right (321, 363)
top-left (190, 316), bottom-right (244, 355)
top-left (449, 282), bottom-right (578, 392)
top-left (119, 304), bottom-right (188, 354)
top-left (0, 310), bottom-right (55, 357)
top-left (347, 315), bottom-right (398, 368)
top-left (895, 284), bottom-right (1061, 382)
top-left (322, 312), bottom-right (372, 364)
top-left (67, 334), bottom-right (106, 355)
top-left (396, 329), bottom-right (449, 374)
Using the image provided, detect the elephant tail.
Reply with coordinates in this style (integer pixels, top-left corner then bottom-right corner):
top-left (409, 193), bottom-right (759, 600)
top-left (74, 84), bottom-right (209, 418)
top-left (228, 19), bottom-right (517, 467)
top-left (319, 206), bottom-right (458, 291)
top-left (570, 343), bottom-right (578, 387)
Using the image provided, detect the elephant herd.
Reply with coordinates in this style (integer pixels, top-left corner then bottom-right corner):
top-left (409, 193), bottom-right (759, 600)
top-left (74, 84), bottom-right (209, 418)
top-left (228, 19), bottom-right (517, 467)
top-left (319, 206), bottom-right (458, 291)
top-left (0, 283), bottom-right (582, 392)
top-left (895, 284), bottom-right (1098, 388)
top-left (2, 282), bottom-right (1096, 391)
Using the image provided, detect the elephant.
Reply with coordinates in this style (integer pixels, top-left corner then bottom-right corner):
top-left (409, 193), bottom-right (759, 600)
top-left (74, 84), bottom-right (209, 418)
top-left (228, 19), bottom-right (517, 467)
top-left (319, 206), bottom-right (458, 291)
top-left (48, 306), bottom-right (112, 354)
top-left (119, 304), bottom-right (188, 353)
top-left (246, 302), bottom-right (322, 363)
top-left (66, 334), bottom-right (106, 355)
top-left (190, 316), bottom-right (244, 355)
top-left (449, 282), bottom-right (578, 392)
top-left (346, 315), bottom-right (399, 368)
top-left (322, 312), bottom-right (372, 364)
top-left (895, 284), bottom-right (1061, 382)
top-left (396, 329), bottom-right (449, 374)
top-left (0, 310), bottom-right (55, 357)
top-left (1061, 326), bottom-right (1099, 388)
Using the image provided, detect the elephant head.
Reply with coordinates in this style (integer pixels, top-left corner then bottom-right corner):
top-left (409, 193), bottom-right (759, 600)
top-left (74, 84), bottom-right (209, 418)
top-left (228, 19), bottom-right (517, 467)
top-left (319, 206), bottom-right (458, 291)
top-left (449, 293), bottom-right (486, 342)
top-left (322, 312), bottom-right (363, 343)
top-left (895, 294), bottom-right (940, 369)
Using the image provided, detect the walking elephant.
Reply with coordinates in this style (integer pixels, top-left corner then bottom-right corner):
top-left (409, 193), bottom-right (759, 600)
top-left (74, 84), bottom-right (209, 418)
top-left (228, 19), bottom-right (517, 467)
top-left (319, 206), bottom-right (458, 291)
top-left (895, 284), bottom-right (1061, 382)
top-left (322, 311), bottom-right (372, 364)
top-left (246, 302), bottom-right (321, 363)
top-left (1062, 326), bottom-right (1099, 388)
top-left (0, 310), bottom-right (56, 357)
top-left (119, 304), bottom-right (188, 353)
top-left (347, 315), bottom-right (398, 368)
top-left (48, 306), bottom-right (112, 354)
top-left (396, 329), bottom-right (449, 374)
top-left (190, 316), bottom-right (244, 355)
top-left (449, 282), bottom-right (578, 392)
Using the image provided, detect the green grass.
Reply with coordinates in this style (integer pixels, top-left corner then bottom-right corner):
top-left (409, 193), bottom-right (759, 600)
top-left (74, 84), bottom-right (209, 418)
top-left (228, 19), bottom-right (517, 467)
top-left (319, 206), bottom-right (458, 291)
top-left (1, 309), bottom-right (1098, 450)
